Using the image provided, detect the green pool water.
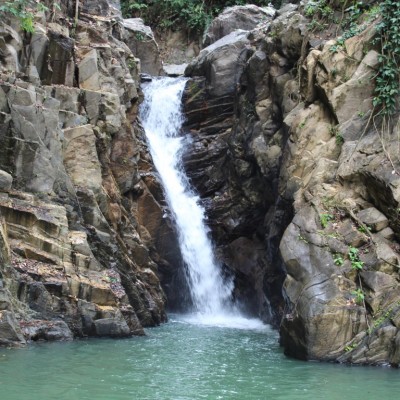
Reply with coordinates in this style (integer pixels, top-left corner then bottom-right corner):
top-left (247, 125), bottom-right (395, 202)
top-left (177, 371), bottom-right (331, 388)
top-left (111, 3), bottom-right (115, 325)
top-left (0, 314), bottom-right (398, 400)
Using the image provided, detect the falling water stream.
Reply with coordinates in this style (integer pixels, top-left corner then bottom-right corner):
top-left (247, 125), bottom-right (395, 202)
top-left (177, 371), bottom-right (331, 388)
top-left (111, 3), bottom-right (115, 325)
top-left (140, 77), bottom-right (260, 328)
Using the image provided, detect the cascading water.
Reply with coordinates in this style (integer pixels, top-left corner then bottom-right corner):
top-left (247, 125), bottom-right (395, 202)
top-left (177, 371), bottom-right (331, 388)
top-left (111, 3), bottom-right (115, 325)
top-left (140, 77), bottom-right (232, 314)
top-left (140, 77), bottom-right (264, 329)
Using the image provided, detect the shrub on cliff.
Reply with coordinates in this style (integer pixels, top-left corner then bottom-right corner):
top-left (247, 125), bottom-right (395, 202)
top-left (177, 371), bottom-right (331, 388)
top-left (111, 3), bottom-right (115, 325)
top-left (121, 0), bottom-right (279, 33)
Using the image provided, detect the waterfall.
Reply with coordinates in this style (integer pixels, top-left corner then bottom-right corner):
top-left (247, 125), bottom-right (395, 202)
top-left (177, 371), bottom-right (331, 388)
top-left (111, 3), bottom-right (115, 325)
top-left (140, 77), bottom-right (233, 315)
top-left (140, 77), bottom-right (264, 329)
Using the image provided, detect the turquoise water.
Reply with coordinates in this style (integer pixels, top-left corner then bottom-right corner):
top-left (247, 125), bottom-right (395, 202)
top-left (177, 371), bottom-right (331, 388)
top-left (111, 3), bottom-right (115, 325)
top-left (0, 315), bottom-right (398, 400)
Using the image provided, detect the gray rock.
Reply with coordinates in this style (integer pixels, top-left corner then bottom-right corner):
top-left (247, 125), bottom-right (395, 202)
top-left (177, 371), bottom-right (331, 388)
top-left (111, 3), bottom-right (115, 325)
top-left (185, 30), bottom-right (250, 97)
top-left (122, 19), bottom-right (162, 76)
top-left (0, 310), bottom-right (26, 345)
top-left (78, 49), bottom-right (101, 91)
top-left (82, 0), bottom-right (122, 17)
top-left (0, 170), bottom-right (12, 191)
top-left (203, 5), bottom-right (275, 46)
top-left (357, 207), bottom-right (389, 232)
top-left (94, 318), bottom-right (131, 337)
top-left (22, 320), bottom-right (73, 342)
top-left (163, 64), bottom-right (188, 77)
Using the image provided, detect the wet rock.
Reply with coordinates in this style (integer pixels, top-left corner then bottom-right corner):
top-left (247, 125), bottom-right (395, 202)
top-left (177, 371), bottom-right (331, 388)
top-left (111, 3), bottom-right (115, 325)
top-left (94, 317), bottom-right (131, 337)
top-left (22, 320), bottom-right (73, 342)
top-left (0, 310), bottom-right (26, 345)
top-left (41, 31), bottom-right (75, 86)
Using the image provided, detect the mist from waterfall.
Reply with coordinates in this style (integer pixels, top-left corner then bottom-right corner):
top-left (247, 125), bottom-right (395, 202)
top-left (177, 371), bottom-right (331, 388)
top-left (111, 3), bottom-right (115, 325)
top-left (140, 77), bottom-right (264, 329)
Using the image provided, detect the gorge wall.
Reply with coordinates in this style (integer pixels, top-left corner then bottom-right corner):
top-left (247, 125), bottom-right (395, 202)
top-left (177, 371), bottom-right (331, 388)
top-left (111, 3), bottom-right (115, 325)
top-left (180, 2), bottom-right (400, 365)
top-left (0, 0), bottom-right (399, 367)
top-left (0, 0), bottom-right (184, 344)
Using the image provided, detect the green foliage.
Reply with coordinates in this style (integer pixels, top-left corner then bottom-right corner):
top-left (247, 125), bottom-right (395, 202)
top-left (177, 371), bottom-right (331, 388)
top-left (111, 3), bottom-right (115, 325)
top-left (357, 224), bottom-right (371, 233)
top-left (329, 125), bottom-right (344, 145)
top-left (351, 288), bottom-right (365, 304)
top-left (368, 300), bottom-right (400, 334)
top-left (0, 0), bottom-right (49, 33)
top-left (333, 253), bottom-right (344, 266)
top-left (305, 0), bottom-right (334, 19)
top-left (373, 0), bottom-right (400, 116)
top-left (329, 1), bottom-right (381, 55)
top-left (348, 246), bottom-right (364, 270)
top-left (120, 1), bottom-right (277, 33)
top-left (305, 0), bottom-right (335, 31)
top-left (320, 213), bottom-right (334, 228)
top-left (345, 343), bottom-right (357, 352)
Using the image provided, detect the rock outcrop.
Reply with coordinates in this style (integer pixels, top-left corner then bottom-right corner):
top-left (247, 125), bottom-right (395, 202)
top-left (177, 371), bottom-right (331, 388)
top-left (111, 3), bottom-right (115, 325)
top-left (184, 1), bottom-right (400, 366)
top-left (203, 5), bottom-right (276, 47)
top-left (0, 0), bottom-right (182, 345)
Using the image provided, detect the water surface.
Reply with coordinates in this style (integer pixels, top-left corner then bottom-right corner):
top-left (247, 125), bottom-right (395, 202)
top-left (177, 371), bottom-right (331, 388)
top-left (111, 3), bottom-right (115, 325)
top-left (0, 315), bottom-right (398, 400)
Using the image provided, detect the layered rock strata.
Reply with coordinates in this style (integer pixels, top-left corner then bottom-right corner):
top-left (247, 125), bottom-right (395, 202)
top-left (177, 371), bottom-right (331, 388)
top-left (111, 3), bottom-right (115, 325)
top-left (0, 0), bottom-right (182, 344)
top-left (183, 2), bottom-right (400, 365)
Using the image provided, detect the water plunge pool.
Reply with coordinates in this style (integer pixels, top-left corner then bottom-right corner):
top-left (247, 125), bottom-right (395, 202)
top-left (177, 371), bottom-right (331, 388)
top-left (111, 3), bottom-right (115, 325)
top-left (0, 314), bottom-right (398, 399)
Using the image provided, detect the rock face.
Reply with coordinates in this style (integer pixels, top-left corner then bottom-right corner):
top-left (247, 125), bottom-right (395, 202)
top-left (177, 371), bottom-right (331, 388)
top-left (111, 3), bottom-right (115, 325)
top-left (0, 0), bottom-right (182, 345)
top-left (203, 5), bottom-right (276, 47)
top-left (122, 18), bottom-right (163, 76)
top-left (184, 1), bottom-right (400, 366)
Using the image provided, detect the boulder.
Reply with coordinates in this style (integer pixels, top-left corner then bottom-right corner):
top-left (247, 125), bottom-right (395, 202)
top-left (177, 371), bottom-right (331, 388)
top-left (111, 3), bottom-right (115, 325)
top-left (122, 19), bottom-right (162, 76)
top-left (185, 30), bottom-right (251, 97)
top-left (22, 320), bottom-right (73, 342)
top-left (163, 64), bottom-right (187, 77)
top-left (0, 310), bottom-right (26, 345)
top-left (93, 317), bottom-right (131, 337)
top-left (203, 5), bottom-right (276, 46)
top-left (356, 207), bottom-right (389, 232)
top-left (82, 0), bottom-right (122, 17)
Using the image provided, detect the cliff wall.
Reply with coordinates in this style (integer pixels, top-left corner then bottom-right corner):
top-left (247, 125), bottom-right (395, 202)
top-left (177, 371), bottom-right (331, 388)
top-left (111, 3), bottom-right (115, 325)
top-left (0, 0), bottom-right (182, 343)
top-left (183, 1), bottom-right (400, 365)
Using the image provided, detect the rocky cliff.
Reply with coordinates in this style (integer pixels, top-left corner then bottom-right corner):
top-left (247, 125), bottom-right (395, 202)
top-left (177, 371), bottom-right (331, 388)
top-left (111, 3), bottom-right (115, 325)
top-left (0, 0), bottom-right (184, 344)
top-left (182, 2), bottom-right (400, 365)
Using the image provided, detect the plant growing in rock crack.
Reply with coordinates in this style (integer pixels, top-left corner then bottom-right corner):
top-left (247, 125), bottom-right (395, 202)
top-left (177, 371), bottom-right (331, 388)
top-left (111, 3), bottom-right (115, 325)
top-left (345, 343), bottom-right (357, 352)
top-left (372, 0), bottom-right (400, 117)
top-left (368, 300), bottom-right (400, 334)
top-left (333, 253), bottom-right (344, 266)
top-left (320, 213), bottom-right (334, 228)
top-left (348, 246), bottom-right (364, 270)
top-left (351, 288), bottom-right (365, 305)
top-left (0, 0), bottom-right (49, 33)
top-left (357, 224), bottom-right (371, 234)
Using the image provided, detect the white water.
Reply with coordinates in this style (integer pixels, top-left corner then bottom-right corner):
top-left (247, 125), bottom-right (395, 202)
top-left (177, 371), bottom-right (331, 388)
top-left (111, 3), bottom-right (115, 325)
top-left (140, 77), bottom-right (264, 329)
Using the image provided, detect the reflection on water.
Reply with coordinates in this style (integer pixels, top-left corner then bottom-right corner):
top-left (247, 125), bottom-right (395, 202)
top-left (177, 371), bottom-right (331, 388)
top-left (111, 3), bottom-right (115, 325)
top-left (0, 315), bottom-right (398, 400)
